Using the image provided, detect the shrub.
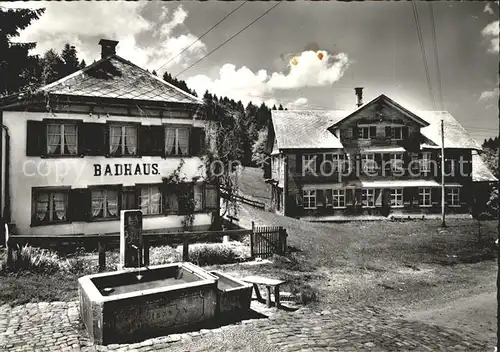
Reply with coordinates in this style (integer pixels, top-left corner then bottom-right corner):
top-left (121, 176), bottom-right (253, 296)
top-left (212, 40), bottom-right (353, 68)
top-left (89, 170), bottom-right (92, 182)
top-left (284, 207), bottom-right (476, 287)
top-left (149, 245), bottom-right (180, 265)
top-left (185, 242), bottom-right (249, 266)
top-left (8, 245), bottom-right (61, 274)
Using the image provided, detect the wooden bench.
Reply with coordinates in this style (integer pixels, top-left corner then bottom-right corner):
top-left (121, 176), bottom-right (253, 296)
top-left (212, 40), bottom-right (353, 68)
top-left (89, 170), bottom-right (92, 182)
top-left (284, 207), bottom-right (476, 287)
top-left (242, 275), bottom-right (286, 308)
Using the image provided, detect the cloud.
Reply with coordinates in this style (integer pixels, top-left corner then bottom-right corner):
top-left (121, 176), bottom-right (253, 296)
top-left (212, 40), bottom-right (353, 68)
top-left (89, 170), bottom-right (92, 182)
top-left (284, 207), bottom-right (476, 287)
top-left (268, 51), bottom-right (349, 89)
top-left (484, 3), bottom-right (494, 15)
top-left (9, 3), bottom-right (206, 70)
top-left (289, 97), bottom-right (308, 108)
top-left (186, 50), bottom-right (350, 106)
top-left (482, 20), bottom-right (499, 53)
top-left (480, 87), bottom-right (499, 101)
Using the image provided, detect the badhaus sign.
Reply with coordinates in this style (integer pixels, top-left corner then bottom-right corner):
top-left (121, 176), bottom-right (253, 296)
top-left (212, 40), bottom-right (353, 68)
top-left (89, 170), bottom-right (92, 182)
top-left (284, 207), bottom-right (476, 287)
top-left (94, 163), bottom-right (160, 177)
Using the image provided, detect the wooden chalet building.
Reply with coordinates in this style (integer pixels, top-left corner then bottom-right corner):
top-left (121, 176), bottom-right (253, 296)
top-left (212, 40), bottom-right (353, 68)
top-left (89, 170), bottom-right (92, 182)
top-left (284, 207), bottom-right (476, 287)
top-left (267, 88), bottom-right (495, 221)
top-left (0, 39), bottom-right (219, 238)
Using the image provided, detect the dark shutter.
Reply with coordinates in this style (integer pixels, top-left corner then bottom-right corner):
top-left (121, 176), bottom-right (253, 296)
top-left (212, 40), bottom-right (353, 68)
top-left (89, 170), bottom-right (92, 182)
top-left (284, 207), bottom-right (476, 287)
top-left (190, 127), bottom-right (206, 156)
top-left (403, 188), bottom-right (412, 205)
top-left (122, 186), bottom-right (137, 210)
top-left (68, 188), bottom-right (91, 222)
top-left (178, 184), bottom-right (194, 215)
top-left (355, 188), bottom-right (362, 205)
top-left (369, 126), bottom-right (376, 139)
top-left (205, 183), bottom-right (218, 211)
top-left (375, 189), bottom-right (383, 207)
top-left (139, 125), bottom-right (165, 157)
top-left (431, 188), bottom-right (440, 205)
top-left (352, 126), bottom-right (358, 139)
top-left (316, 154), bottom-right (323, 174)
top-left (385, 126), bottom-right (391, 139)
top-left (317, 190), bottom-right (324, 207)
top-left (80, 123), bottom-right (107, 156)
top-left (26, 120), bottom-right (45, 156)
top-left (296, 153), bottom-right (302, 175)
top-left (346, 189), bottom-right (354, 206)
top-left (402, 126), bottom-right (409, 139)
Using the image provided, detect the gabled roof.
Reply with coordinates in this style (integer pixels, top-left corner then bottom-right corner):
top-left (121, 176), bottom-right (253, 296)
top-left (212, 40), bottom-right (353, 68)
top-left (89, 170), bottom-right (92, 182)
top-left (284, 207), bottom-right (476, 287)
top-left (1, 55), bottom-right (202, 108)
top-left (472, 153), bottom-right (498, 183)
top-left (271, 110), bottom-right (347, 150)
top-left (329, 94), bottom-right (430, 128)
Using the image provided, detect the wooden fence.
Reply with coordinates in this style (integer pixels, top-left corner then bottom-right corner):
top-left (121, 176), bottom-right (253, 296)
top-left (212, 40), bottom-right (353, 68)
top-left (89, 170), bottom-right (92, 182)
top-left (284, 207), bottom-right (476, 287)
top-left (250, 221), bottom-right (287, 259)
top-left (220, 187), bottom-right (266, 210)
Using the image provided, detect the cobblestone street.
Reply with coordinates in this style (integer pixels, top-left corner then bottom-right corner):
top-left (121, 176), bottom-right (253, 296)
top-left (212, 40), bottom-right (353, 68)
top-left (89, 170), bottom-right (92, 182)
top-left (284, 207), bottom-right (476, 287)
top-left (0, 300), bottom-right (491, 351)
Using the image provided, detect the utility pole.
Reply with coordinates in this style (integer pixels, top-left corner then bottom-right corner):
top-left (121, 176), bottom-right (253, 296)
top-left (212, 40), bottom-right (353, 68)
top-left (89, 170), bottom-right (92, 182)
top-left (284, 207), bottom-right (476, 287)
top-left (497, 107), bottom-right (500, 352)
top-left (441, 119), bottom-right (446, 227)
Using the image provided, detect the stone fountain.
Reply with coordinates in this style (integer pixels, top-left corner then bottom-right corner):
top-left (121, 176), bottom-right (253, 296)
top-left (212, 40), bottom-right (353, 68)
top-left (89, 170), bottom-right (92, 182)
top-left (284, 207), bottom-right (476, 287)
top-left (78, 210), bottom-right (253, 345)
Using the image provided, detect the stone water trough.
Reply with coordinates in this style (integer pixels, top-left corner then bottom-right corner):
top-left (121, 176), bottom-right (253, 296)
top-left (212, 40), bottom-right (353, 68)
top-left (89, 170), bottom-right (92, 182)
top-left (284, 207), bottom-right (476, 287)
top-left (78, 262), bottom-right (252, 345)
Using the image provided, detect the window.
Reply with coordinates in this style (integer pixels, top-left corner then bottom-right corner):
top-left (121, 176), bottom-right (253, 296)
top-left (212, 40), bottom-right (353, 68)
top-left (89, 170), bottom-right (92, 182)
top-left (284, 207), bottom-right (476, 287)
top-left (419, 187), bottom-right (432, 207)
top-left (390, 188), bottom-right (403, 207)
top-left (303, 190), bottom-right (316, 209)
top-left (332, 189), bottom-right (346, 208)
top-left (358, 126), bottom-right (374, 140)
top-left (361, 153), bottom-right (376, 172)
top-left (447, 187), bottom-right (460, 207)
top-left (165, 127), bottom-right (189, 156)
top-left (46, 123), bottom-right (78, 155)
top-left (139, 185), bottom-right (162, 215)
top-left (303, 154), bottom-right (317, 174)
top-left (420, 152), bottom-right (431, 173)
top-left (390, 127), bottom-right (403, 140)
top-left (323, 153), bottom-right (346, 173)
top-left (362, 188), bottom-right (375, 207)
top-left (390, 153), bottom-right (403, 171)
top-left (91, 188), bottom-right (118, 219)
top-left (34, 190), bottom-right (68, 224)
top-left (110, 125), bottom-right (137, 156)
top-left (194, 184), bottom-right (203, 211)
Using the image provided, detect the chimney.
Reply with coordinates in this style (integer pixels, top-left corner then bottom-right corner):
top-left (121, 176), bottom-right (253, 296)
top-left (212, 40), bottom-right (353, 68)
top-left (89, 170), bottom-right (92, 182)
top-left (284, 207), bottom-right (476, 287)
top-left (99, 39), bottom-right (119, 59)
top-left (355, 87), bottom-right (364, 108)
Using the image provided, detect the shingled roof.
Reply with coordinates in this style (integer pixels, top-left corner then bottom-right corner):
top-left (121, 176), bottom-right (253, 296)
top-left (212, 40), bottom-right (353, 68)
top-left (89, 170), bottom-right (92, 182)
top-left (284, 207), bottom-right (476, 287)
top-left (271, 110), bottom-right (347, 150)
top-left (39, 55), bottom-right (202, 105)
top-left (472, 153), bottom-right (498, 183)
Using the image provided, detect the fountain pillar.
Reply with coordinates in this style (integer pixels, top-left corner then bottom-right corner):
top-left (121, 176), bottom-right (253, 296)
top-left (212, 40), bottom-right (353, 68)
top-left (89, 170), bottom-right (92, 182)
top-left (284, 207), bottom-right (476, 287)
top-left (120, 210), bottom-right (144, 269)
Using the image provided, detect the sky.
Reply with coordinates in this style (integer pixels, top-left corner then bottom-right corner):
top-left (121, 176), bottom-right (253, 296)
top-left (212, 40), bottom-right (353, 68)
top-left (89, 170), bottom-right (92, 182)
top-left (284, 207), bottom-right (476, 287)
top-left (3, 1), bottom-right (499, 143)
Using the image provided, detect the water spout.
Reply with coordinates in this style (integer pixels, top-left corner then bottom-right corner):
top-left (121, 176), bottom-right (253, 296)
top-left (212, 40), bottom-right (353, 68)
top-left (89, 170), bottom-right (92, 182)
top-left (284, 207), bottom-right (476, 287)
top-left (131, 245), bottom-right (143, 281)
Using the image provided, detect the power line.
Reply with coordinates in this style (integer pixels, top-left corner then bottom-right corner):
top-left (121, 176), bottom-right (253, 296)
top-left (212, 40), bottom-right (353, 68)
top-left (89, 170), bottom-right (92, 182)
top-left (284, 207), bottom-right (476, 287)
top-left (174, 1), bottom-right (282, 78)
top-left (428, 2), bottom-right (444, 110)
top-left (155, 1), bottom-right (249, 73)
top-left (411, 0), bottom-right (436, 110)
top-left (105, 1), bottom-right (281, 104)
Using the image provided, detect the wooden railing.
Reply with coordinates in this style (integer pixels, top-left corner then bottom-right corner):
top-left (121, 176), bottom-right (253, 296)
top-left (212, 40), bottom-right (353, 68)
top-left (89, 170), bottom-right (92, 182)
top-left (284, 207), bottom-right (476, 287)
top-left (220, 187), bottom-right (266, 210)
top-left (5, 228), bottom-right (252, 271)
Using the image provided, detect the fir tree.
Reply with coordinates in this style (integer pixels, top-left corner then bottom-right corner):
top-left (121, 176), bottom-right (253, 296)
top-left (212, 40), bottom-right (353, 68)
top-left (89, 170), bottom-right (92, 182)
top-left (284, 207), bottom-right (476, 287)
top-left (40, 49), bottom-right (64, 86)
top-left (0, 7), bottom-right (45, 95)
top-left (60, 43), bottom-right (79, 77)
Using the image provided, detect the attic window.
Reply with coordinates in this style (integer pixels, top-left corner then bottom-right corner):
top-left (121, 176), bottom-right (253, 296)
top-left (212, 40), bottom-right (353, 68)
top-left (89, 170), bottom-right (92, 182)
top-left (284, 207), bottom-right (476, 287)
top-left (358, 126), bottom-right (376, 140)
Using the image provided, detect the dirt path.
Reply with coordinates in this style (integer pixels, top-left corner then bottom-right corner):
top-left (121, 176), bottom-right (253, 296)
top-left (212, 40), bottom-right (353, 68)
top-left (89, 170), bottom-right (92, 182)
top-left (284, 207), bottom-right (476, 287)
top-left (405, 290), bottom-right (496, 343)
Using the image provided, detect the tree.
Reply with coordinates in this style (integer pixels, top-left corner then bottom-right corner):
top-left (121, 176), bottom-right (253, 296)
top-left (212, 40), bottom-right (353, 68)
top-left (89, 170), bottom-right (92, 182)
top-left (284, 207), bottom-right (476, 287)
top-left (0, 7), bottom-right (45, 96)
top-left (152, 70), bottom-right (157, 76)
top-left (162, 71), bottom-right (198, 96)
top-left (278, 104), bottom-right (284, 110)
top-left (78, 59), bottom-right (86, 70)
top-left (60, 43), bottom-right (79, 77)
top-left (252, 128), bottom-right (269, 176)
top-left (39, 49), bottom-right (64, 86)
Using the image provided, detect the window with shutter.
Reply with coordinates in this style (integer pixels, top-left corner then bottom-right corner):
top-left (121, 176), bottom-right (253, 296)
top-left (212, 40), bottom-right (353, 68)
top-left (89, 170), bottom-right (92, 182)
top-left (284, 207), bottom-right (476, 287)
top-left (138, 184), bottom-right (163, 215)
top-left (109, 124), bottom-right (138, 156)
top-left (165, 126), bottom-right (190, 156)
top-left (90, 187), bottom-right (120, 220)
top-left (32, 188), bottom-right (70, 225)
top-left (164, 186), bottom-right (179, 214)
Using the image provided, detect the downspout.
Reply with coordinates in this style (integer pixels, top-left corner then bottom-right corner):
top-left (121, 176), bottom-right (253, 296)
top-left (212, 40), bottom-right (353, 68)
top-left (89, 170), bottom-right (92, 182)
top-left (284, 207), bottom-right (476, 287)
top-left (0, 123), bottom-right (11, 225)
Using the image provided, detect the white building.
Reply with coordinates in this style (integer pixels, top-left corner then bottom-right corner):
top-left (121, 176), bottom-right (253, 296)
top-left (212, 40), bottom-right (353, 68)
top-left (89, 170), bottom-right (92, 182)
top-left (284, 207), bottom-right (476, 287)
top-left (0, 39), bottom-right (219, 238)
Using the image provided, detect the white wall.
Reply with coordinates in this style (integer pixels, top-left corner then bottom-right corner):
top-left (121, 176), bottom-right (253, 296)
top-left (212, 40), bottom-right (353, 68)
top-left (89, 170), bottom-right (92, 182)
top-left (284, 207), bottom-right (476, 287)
top-left (4, 111), bottom-right (213, 235)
